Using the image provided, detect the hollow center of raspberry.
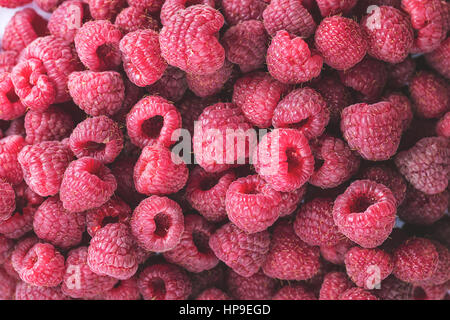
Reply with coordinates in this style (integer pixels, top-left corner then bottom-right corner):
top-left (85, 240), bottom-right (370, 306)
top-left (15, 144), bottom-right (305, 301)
top-left (96, 43), bottom-right (119, 68)
top-left (6, 89), bottom-right (20, 103)
top-left (285, 148), bottom-right (303, 174)
top-left (149, 278), bottom-right (166, 299)
top-left (349, 196), bottom-right (375, 213)
top-left (192, 231), bottom-right (211, 254)
top-left (142, 116), bottom-right (164, 139)
top-left (199, 178), bottom-right (216, 191)
top-left (154, 213), bottom-right (170, 238)
top-left (84, 141), bottom-right (106, 153)
top-left (241, 183), bottom-right (259, 195)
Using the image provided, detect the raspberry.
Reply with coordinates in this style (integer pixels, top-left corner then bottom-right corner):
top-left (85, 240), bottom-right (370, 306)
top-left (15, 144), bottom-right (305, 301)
top-left (61, 246), bottom-right (117, 298)
top-left (178, 94), bottom-right (216, 136)
top-left (103, 277), bottom-right (141, 300)
top-left (376, 276), bottom-right (412, 300)
top-left (273, 284), bottom-right (317, 300)
top-left (309, 135), bottom-right (360, 189)
top-left (0, 266), bottom-right (16, 300)
top-left (339, 287), bottom-right (378, 300)
top-left (12, 237), bottom-right (65, 287)
top-left (133, 145), bottom-right (188, 195)
top-left (0, 72), bottom-right (27, 121)
top-left (333, 180), bottom-right (397, 248)
top-left (0, 235), bottom-right (14, 264)
top-left (193, 102), bottom-right (253, 173)
top-left (86, 197), bottom-right (131, 237)
top-left (320, 238), bottom-right (355, 265)
top-left (262, 220), bottom-right (320, 280)
top-left (316, 0), bottom-right (357, 16)
top-left (0, 0), bottom-right (32, 8)
top-left (60, 157), bottom-right (117, 212)
top-left (393, 237), bottom-right (439, 283)
top-left (185, 167), bottom-right (236, 222)
top-left (159, 5), bottom-right (225, 75)
top-left (253, 128), bottom-right (315, 192)
top-left (232, 72), bottom-right (288, 128)
top-left (262, 0), bottom-right (316, 37)
top-left (222, 20), bottom-right (268, 73)
top-left (15, 282), bottom-right (69, 300)
top-left (395, 137), bottom-right (449, 195)
top-left (388, 56), bottom-right (416, 88)
top-left (147, 66), bottom-right (188, 103)
top-left (186, 59), bottom-right (235, 97)
top-left (35, 0), bottom-right (64, 12)
top-left (319, 272), bottom-right (353, 300)
top-left (436, 112), bottom-right (450, 137)
top-left (0, 135), bottom-right (27, 186)
top-left (0, 51), bottom-right (18, 73)
top-left (4, 117), bottom-right (25, 137)
top-left (74, 20), bottom-right (123, 71)
top-left (409, 71), bottom-right (449, 119)
top-left (127, 0), bottom-right (164, 12)
top-left (131, 196), bottom-right (184, 252)
top-left (220, 0), bottom-right (268, 25)
top-left (209, 222), bottom-right (270, 277)
top-left (425, 37), bottom-right (450, 79)
top-left (226, 270), bottom-right (278, 300)
top-left (110, 157), bottom-right (145, 206)
top-left (430, 216), bottom-right (450, 247)
top-left (1, 8), bottom-right (48, 53)
top-left (18, 141), bottom-right (74, 197)
top-left (114, 79), bottom-right (145, 124)
top-left (48, 1), bottom-right (88, 42)
top-left (138, 263), bottom-right (191, 300)
top-left (189, 264), bottom-right (226, 297)
top-left (416, 241), bottom-right (450, 286)
top-left (126, 95), bottom-right (181, 149)
top-left (341, 102), bottom-right (402, 161)
top-left (88, 223), bottom-right (138, 280)
top-left (278, 185), bottom-right (306, 217)
top-left (0, 181), bottom-right (15, 221)
top-left (164, 214), bottom-right (218, 272)
top-left (115, 6), bottom-right (159, 33)
top-left (225, 175), bottom-right (282, 233)
top-left (384, 92), bottom-right (413, 132)
top-left (86, 0), bottom-right (126, 20)
top-left (315, 16), bottom-right (367, 70)
top-left (413, 282), bottom-right (448, 300)
top-left (196, 287), bottom-right (230, 300)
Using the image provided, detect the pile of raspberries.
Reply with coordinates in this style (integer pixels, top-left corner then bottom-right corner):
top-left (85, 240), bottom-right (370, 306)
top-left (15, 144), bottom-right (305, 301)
top-left (0, 0), bottom-right (449, 301)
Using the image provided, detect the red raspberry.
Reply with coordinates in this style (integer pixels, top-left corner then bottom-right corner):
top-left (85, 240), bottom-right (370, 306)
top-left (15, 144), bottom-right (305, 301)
top-left (319, 271), bottom-right (353, 300)
top-left (413, 282), bottom-right (448, 300)
top-left (409, 71), bottom-right (449, 119)
top-left (48, 0), bottom-right (89, 42)
top-left (196, 287), bottom-right (230, 300)
top-left (113, 79), bottom-right (145, 124)
top-left (436, 112), bottom-right (450, 137)
top-left (0, 51), bottom-right (18, 73)
top-left (86, 197), bottom-right (131, 237)
top-left (253, 128), bottom-right (315, 192)
top-left (127, 0), bottom-right (164, 12)
top-left (189, 264), bottom-right (226, 297)
top-left (131, 196), bottom-right (184, 252)
top-left (61, 246), bottom-right (117, 299)
top-left (316, 0), bottom-right (357, 16)
top-left (110, 157), bottom-right (145, 206)
top-left (395, 137), bottom-right (449, 195)
top-left (160, 0), bottom-right (215, 25)
top-left (86, 0), bottom-right (126, 20)
top-left (232, 72), bottom-right (288, 128)
top-left (393, 237), bottom-right (439, 283)
top-left (147, 66), bottom-right (188, 103)
top-left (103, 277), bottom-right (141, 300)
top-left (339, 287), bottom-right (378, 300)
top-left (384, 92), bottom-right (413, 132)
top-left (185, 167), bottom-right (236, 222)
top-left (267, 31), bottom-right (323, 85)
top-left (225, 175), bottom-right (282, 233)
top-left (0, 0), bottom-right (32, 8)
top-left (388, 56), bottom-right (416, 88)
top-left (416, 241), bottom-right (450, 286)
top-left (262, 0), bottom-right (316, 37)
top-left (126, 95), bottom-right (181, 149)
top-left (159, 5), bottom-right (225, 75)
top-left (186, 59), bottom-right (235, 97)
top-left (4, 117), bottom-right (25, 137)
top-left (88, 223), bottom-right (138, 280)
top-left (209, 222), bottom-right (270, 277)
top-left (18, 141), bottom-right (74, 197)
top-left (226, 269), bottom-right (278, 300)
top-left (178, 93), bottom-right (217, 135)
top-left (376, 276), bottom-right (412, 300)
top-left (222, 20), bottom-right (268, 73)
top-left (74, 20), bottom-right (123, 71)
top-left (333, 180), bottom-right (397, 248)
top-left (138, 263), bottom-right (191, 300)
top-left (12, 237), bottom-right (65, 287)
top-left (425, 37), bottom-right (450, 79)
top-left (163, 214), bottom-right (218, 272)
top-left (262, 220), bottom-right (320, 280)
top-left (278, 185), bottom-right (306, 217)
top-left (35, 0), bottom-right (64, 12)
top-left (341, 101), bottom-right (402, 161)
top-left (0, 181), bottom-right (15, 221)
top-left (0, 135), bottom-right (27, 186)
top-left (273, 284), bottom-right (317, 300)
top-left (220, 0), bottom-right (268, 25)
top-left (133, 145), bottom-right (188, 195)
top-left (15, 282), bottom-right (69, 300)
top-left (309, 135), bottom-right (360, 189)
top-left (1, 8), bottom-right (48, 53)
top-left (320, 238), bottom-right (355, 265)
top-left (60, 157), bottom-right (117, 212)
top-left (0, 235), bottom-right (14, 264)
top-left (0, 266), bottom-right (16, 300)
top-left (0, 72), bottom-right (27, 121)
top-left (315, 16), bottom-right (367, 70)
top-left (115, 6), bottom-right (159, 33)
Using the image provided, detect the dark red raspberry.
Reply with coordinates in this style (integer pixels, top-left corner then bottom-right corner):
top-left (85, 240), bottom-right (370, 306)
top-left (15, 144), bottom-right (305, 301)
top-left (103, 277), bottom-right (141, 300)
top-left (436, 112), bottom-right (450, 137)
top-left (1, 8), bottom-right (48, 53)
top-left (413, 282), bottom-right (448, 300)
top-left (384, 92), bottom-right (413, 132)
top-left (15, 282), bottom-right (69, 300)
top-left (221, 0), bottom-right (268, 25)
top-left (0, 235), bottom-right (14, 264)
top-left (416, 241), bottom-right (450, 286)
top-left (133, 145), bottom-right (188, 195)
top-left (209, 222), bottom-right (270, 277)
top-left (4, 117), bottom-right (25, 137)
top-left (131, 195), bottom-right (184, 252)
top-left (115, 6), bottom-right (159, 33)
top-left (127, 0), bottom-right (164, 12)
top-left (262, 220), bottom-right (320, 280)
top-left (126, 95), bottom-right (181, 149)
top-left (0, 135), bottom-right (27, 186)
top-left (113, 79), bottom-right (145, 124)
top-left (253, 128), bottom-right (315, 192)
top-left (0, 181), bottom-right (15, 221)
top-left (316, 0), bottom-right (356, 16)
top-left (185, 167), bottom-right (236, 222)
top-left (319, 271), bottom-right (353, 300)
top-left (18, 141), bottom-right (74, 197)
top-left (315, 16), bottom-right (367, 70)
top-left (159, 5), bottom-right (225, 75)
top-left (388, 56), bottom-right (416, 88)
top-left (86, 0), bottom-right (126, 20)
top-left (320, 238), bottom-right (355, 265)
top-left (262, 0), bottom-right (316, 37)
top-left (0, 51), bottom-right (18, 73)
top-left (0, 0), bottom-right (32, 8)
top-left (395, 137), bottom-right (449, 195)
top-left (86, 197), bottom-right (131, 237)
top-left (178, 93), bottom-right (217, 135)
top-left (278, 185), bottom-right (306, 217)
top-left (339, 287), bottom-right (378, 300)
top-left (0, 266), bottom-right (16, 300)
top-left (74, 20), bottom-right (123, 71)
top-left (186, 59), bottom-right (235, 97)
top-left (138, 263), bottom-right (191, 300)
top-left (110, 157), bottom-right (145, 206)
top-left (196, 287), bottom-right (230, 300)
top-left (189, 264), bottom-right (226, 297)
top-left (61, 246), bottom-right (117, 299)
top-left (0, 72), bottom-right (27, 121)
top-left (147, 66), bottom-right (188, 103)
top-left (376, 276), bottom-right (412, 300)
top-left (273, 284), bottom-right (317, 300)
top-left (60, 157), bottom-right (117, 212)
top-left (232, 72), bottom-right (288, 128)
top-left (425, 37), bottom-right (450, 79)
top-left (48, 0), bottom-right (89, 42)
top-left (226, 269), bottom-right (278, 300)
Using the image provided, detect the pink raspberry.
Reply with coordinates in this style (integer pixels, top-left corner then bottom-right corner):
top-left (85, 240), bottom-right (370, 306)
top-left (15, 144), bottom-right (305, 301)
top-left (320, 238), bottom-right (355, 265)
top-left (425, 37), bottom-right (450, 79)
top-left (0, 51), bottom-right (18, 73)
top-left (196, 287), bottom-right (230, 300)
top-left (35, 0), bottom-right (64, 12)
top-left (262, 220), bottom-right (320, 280)
top-left (395, 137), bottom-right (449, 195)
top-left (253, 128), bottom-right (315, 192)
top-left (0, 266), bottom-right (16, 300)
top-left (436, 112), bottom-right (450, 137)
top-left (0, 135), bottom-right (27, 186)
top-left (127, 0), bottom-right (164, 12)
top-left (48, 1), bottom-right (89, 42)
top-left (160, 0), bottom-right (215, 25)
top-left (163, 214), bottom-right (218, 272)
top-left (319, 271), bottom-right (353, 300)
top-left (0, 181), bottom-right (15, 221)
top-left (399, 187), bottom-right (448, 225)
top-left (60, 157), bottom-right (117, 212)
top-left (186, 59), bottom-right (235, 97)
top-left (332, 180), bottom-right (397, 248)
top-left (384, 92), bottom-right (413, 132)
top-left (316, 0), bottom-right (357, 16)
top-left (209, 222), bottom-right (270, 277)
top-left (138, 263), bottom-right (191, 300)
top-left (159, 5), bottom-right (225, 75)
top-left (185, 167), bottom-right (236, 222)
top-left (0, 72), bottom-right (27, 121)
top-left (339, 287), bottom-right (378, 300)
top-left (278, 185), bottom-right (306, 217)
top-left (147, 66), bottom-right (188, 103)
top-left (262, 0), bottom-right (316, 37)
top-left (110, 157), bottom-right (145, 206)
top-left (115, 6), bottom-right (159, 33)
top-left (86, 0), bottom-right (126, 20)
top-left (388, 56), bottom-right (416, 88)
top-left (74, 20), bottom-right (123, 71)
top-left (220, 0), bottom-right (268, 25)
top-left (3, 117), bottom-right (25, 137)
top-left (416, 241), bottom-right (450, 286)
top-left (226, 269), bottom-right (278, 300)
top-left (133, 145), bottom-right (188, 195)
top-left (232, 72), bottom-right (288, 128)
top-left (0, 235), bottom-right (14, 265)
top-left (0, 0), bottom-right (32, 8)
top-left (86, 197), bottom-right (131, 237)
top-left (15, 282), bottom-right (69, 300)
top-left (315, 16), bottom-right (367, 70)
top-left (126, 95), bottom-right (181, 149)
top-left (131, 196), bottom-right (184, 252)
top-left (341, 101), bottom-right (402, 161)
top-left (103, 277), bottom-right (141, 300)
top-left (273, 284), bottom-right (317, 300)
